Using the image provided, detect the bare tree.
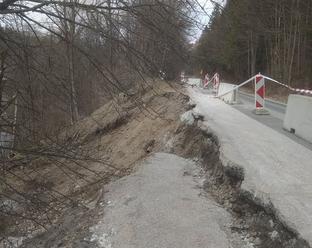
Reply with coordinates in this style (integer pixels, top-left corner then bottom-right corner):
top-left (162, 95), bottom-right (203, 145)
top-left (0, 0), bottom-right (204, 244)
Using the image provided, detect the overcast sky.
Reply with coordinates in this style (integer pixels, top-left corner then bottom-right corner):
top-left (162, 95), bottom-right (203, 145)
top-left (191, 0), bottom-right (217, 42)
top-left (13, 0), bottom-right (219, 43)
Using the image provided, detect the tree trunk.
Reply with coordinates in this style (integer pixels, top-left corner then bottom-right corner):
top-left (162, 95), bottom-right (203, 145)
top-left (64, 0), bottom-right (79, 124)
top-left (250, 31), bottom-right (256, 76)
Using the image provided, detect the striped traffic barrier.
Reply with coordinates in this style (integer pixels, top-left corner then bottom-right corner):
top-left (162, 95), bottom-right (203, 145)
top-left (203, 73), bottom-right (210, 87)
top-left (254, 74), bottom-right (269, 114)
top-left (255, 74), bottom-right (265, 108)
top-left (203, 73), bottom-right (215, 88)
top-left (203, 73), bottom-right (218, 87)
top-left (263, 75), bottom-right (312, 96)
top-left (203, 73), bottom-right (220, 95)
top-left (213, 73), bottom-right (220, 90)
top-left (215, 73), bottom-right (267, 114)
top-left (217, 73), bottom-right (312, 114)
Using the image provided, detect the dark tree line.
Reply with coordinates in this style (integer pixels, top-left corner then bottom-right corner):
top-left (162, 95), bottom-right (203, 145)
top-left (0, 0), bottom-right (194, 147)
top-left (0, 0), bottom-right (207, 243)
top-left (193, 0), bottom-right (312, 89)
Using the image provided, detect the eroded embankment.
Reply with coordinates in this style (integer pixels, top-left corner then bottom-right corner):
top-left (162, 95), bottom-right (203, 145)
top-left (169, 112), bottom-right (310, 248)
top-left (4, 83), bottom-right (191, 248)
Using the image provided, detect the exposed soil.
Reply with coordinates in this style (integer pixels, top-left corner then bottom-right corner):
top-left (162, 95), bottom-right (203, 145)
top-left (1, 81), bottom-right (309, 248)
top-left (0, 81), bottom-right (190, 248)
top-left (169, 118), bottom-right (310, 248)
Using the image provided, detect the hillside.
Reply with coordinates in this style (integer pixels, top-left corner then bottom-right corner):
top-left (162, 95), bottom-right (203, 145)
top-left (1, 81), bottom-right (191, 247)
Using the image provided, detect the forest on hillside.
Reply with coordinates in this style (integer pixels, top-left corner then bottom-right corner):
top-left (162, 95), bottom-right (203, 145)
top-left (0, 0), bottom-right (195, 149)
top-left (2, 0), bottom-right (312, 245)
top-left (193, 0), bottom-right (312, 89)
top-left (0, 1), bottom-right (201, 243)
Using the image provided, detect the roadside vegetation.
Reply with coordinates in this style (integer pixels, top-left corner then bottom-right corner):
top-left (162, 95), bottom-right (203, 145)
top-left (0, 0), bottom-right (205, 246)
top-left (1, 0), bottom-right (311, 246)
top-left (193, 0), bottom-right (312, 91)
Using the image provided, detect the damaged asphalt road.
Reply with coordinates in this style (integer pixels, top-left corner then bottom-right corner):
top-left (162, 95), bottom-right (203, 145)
top-left (88, 153), bottom-right (246, 248)
top-left (85, 85), bottom-right (311, 248)
top-left (188, 86), bottom-right (312, 246)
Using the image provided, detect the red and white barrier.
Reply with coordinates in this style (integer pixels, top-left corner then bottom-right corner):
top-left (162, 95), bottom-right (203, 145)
top-left (263, 75), bottom-right (312, 96)
top-left (217, 73), bottom-right (312, 114)
top-left (255, 74), bottom-right (265, 109)
top-left (203, 73), bottom-right (220, 92)
top-left (292, 88), bottom-right (312, 95)
top-left (203, 73), bottom-right (210, 87)
top-left (204, 73), bottom-right (214, 88)
top-left (213, 73), bottom-right (220, 90)
top-left (216, 73), bottom-right (266, 113)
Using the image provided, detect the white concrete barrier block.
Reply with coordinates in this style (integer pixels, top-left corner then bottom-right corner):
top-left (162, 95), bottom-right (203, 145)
top-left (283, 94), bottom-right (312, 143)
top-left (187, 78), bottom-right (202, 87)
top-left (218, 83), bottom-right (238, 104)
